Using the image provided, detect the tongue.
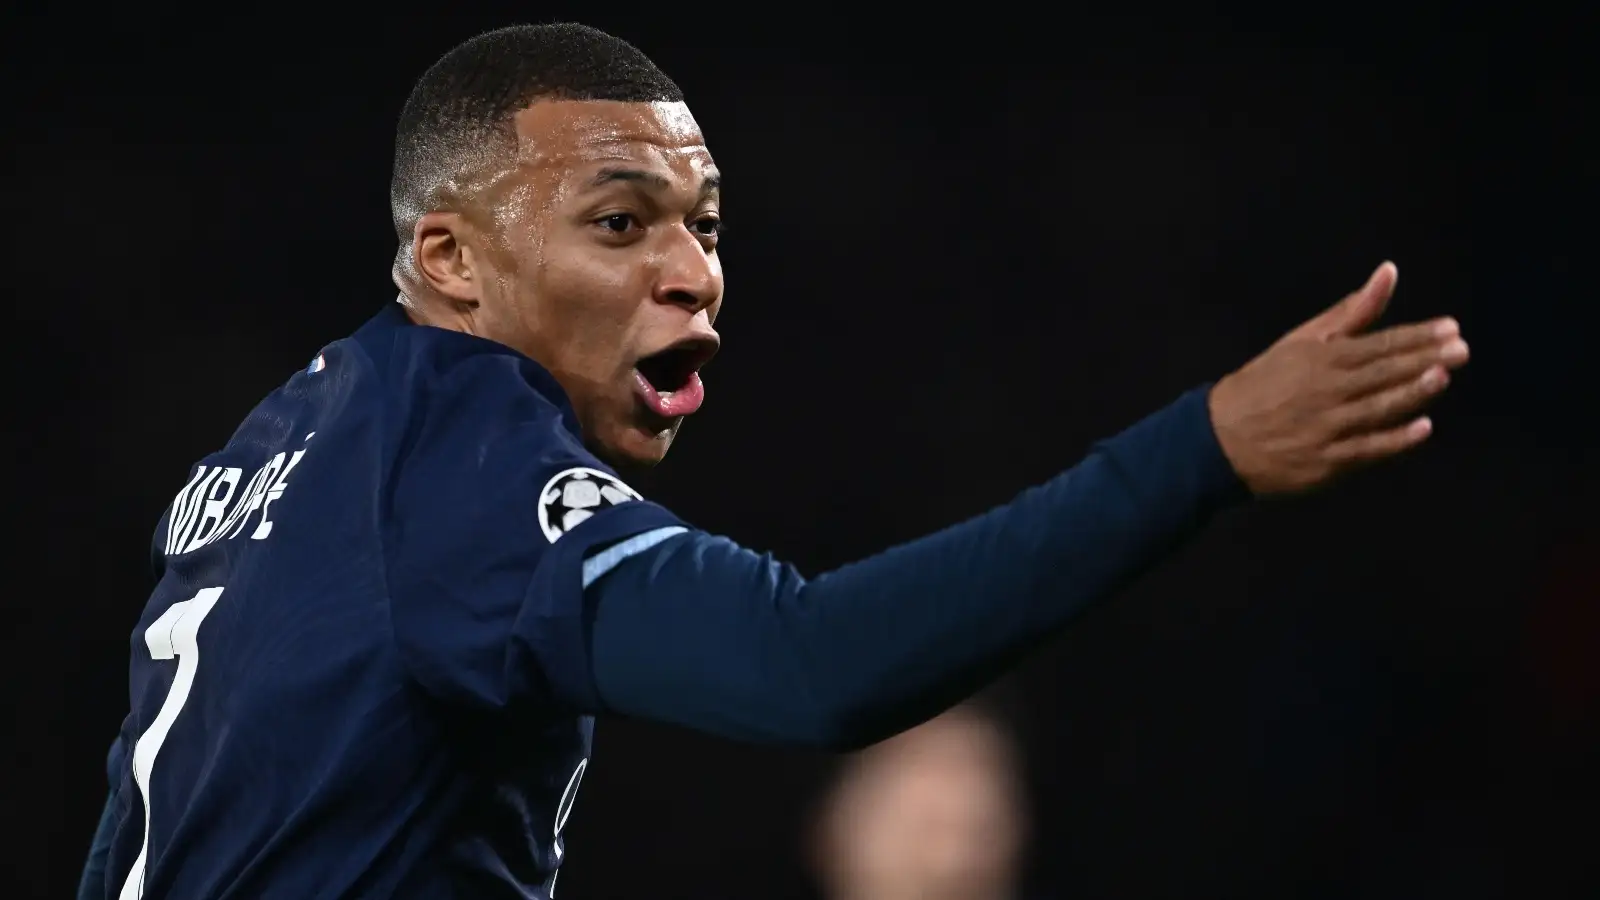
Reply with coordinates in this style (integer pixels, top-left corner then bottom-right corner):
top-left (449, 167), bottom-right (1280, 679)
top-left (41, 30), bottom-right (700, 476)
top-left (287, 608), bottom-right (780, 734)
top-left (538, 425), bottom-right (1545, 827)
top-left (633, 369), bottom-right (705, 418)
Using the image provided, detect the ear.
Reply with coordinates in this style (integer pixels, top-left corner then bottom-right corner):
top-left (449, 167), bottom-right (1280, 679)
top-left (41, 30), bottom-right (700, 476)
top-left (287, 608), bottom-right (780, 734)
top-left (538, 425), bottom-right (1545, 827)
top-left (411, 211), bottom-right (482, 305)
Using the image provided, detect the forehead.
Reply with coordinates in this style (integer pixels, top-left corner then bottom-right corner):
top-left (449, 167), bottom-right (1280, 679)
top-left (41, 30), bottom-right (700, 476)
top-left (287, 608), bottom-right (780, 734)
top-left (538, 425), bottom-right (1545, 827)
top-left (510, 99), bottom-right (714, 185)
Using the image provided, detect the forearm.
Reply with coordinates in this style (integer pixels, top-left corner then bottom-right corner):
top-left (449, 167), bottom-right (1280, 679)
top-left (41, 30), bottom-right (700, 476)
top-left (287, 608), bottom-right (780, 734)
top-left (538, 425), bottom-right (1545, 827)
top-left (587, 386), bottom-right (1245, 749)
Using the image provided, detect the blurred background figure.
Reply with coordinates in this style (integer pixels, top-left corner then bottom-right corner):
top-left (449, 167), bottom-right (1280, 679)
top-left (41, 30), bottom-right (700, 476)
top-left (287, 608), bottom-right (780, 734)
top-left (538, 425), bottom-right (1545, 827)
top-left (809, 704), bottom-right (1030, 900)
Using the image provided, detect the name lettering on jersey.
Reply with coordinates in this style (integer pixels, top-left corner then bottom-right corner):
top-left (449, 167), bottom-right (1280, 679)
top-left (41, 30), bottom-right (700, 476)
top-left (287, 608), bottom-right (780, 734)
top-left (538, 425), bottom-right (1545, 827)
top-left (164, 436), bottom-right (311, 555)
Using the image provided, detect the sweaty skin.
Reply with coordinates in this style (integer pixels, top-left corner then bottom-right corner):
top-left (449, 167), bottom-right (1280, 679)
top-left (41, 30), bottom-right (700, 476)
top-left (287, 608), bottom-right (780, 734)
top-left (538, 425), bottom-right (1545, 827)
top-left (397, 100), bottom-right (725, 469)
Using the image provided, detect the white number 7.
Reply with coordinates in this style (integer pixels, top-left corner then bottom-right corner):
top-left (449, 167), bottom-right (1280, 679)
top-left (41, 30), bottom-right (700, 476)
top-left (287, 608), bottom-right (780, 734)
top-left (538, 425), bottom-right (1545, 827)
top-left (118, 586), bottom-right (224, 900)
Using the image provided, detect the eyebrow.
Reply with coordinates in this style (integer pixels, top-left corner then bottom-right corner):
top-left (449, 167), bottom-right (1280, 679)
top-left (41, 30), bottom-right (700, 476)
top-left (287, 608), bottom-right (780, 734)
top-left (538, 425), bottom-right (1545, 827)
top-left (587, 166), bottom-right (722, 200)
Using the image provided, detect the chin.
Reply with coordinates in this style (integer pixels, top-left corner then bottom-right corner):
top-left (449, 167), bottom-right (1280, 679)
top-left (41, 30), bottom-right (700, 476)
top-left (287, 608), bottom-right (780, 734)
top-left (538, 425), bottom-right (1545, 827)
top-left (597, 419), bottom-right (680, 473)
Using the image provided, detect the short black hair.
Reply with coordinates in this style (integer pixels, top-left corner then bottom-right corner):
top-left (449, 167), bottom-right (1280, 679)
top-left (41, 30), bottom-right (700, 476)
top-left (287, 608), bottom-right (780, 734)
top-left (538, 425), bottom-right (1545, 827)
top-left (390, 23), bottom-right (684, 240)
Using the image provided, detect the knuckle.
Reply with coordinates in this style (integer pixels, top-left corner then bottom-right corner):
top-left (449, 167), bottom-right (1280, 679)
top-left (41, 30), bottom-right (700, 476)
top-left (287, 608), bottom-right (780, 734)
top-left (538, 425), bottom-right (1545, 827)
top-left (1337, 343), bottom-right (1369, 371)
top-left (1328, 405), bottom-right (1361, 437)
top-left (1398, 323), bottom-right (1429, 349)
top-left (1347, 361), bottom-right (1392, 395)
top-left (1366, 352), bottom-right (1421, 390)
top-left (1374, 385), bottom-right (1425, 423)
top-left (1355, 435), bottom-right (1386, 460)
top-left (1405, 347), bottom-right (1435, 374)
top-left (1311, 341), bottom-right (1344, 370)
top-left (1316, 408), bottom-right (1348, 440)
top-left (1384, 385), bottom-right (1416, 415)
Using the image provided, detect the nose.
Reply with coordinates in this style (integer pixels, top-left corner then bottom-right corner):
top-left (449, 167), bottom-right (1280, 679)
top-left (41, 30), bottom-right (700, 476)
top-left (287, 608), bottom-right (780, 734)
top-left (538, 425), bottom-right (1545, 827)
top-left (653, 225), bottom-right (722, 315)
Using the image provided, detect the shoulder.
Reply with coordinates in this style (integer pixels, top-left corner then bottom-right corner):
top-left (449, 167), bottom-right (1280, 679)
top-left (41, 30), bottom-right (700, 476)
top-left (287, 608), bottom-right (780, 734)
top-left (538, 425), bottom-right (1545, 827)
top-left (352, 302), bottom-right (663, 541)
top-left (349, 302), bottom-right (582, 449)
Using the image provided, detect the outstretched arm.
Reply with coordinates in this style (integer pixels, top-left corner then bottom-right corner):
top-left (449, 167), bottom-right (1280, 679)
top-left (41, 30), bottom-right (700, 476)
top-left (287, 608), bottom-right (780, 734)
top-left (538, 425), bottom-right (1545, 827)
top-left (580, 263), bottom-right (1468, 748)
top-left (589, 386), bottom-right (1239, 748)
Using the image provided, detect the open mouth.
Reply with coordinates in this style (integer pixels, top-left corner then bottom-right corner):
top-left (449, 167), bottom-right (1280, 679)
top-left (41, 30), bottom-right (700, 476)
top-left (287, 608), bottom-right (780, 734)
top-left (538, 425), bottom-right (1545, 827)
top-left (636, 338), bottom-right (716, 393)
top-left (632, 336), bottom-right (719, 419)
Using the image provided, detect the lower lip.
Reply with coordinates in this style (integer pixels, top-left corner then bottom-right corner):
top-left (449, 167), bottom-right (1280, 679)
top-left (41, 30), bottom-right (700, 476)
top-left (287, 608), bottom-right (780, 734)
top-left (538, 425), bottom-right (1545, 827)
top-left (633, 369), bottom-right (705, 418)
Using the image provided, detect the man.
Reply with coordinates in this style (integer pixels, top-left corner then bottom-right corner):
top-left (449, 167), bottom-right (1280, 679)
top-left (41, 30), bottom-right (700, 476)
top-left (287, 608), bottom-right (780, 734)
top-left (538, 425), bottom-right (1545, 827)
top-left (810, 704), bottom-right (1029, 900)
top-left (80, 22), bottom-right (1469, 900)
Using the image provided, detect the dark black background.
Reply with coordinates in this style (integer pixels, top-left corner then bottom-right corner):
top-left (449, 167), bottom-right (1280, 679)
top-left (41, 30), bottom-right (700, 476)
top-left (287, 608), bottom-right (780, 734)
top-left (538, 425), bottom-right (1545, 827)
top-left (9, 6), bottom-right (1593, 898)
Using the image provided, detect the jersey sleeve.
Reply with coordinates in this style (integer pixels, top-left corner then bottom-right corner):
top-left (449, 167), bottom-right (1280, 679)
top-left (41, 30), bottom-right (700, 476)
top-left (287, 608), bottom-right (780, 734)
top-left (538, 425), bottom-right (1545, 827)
top-left (581, 385), bottom-right (1246, 748)
top-left (382, 348), bottom-right (686, 714)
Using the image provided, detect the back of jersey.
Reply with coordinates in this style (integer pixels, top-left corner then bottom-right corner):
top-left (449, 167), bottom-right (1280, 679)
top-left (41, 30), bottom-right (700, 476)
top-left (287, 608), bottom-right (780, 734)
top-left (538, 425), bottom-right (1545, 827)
top-left (106, 341), bottom-right (412, 898)
top-left (102, 303), bottom-right (681, 898)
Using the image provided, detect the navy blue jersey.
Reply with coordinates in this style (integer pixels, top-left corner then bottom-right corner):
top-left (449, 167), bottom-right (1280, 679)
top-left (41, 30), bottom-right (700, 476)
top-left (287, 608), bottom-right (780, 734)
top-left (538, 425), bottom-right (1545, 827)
top-left (103, 302), bottom-right (685, 899)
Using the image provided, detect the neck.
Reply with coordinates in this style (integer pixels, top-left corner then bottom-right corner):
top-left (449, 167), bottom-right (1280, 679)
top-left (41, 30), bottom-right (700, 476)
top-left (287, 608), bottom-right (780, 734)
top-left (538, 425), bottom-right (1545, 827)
top-left (394, 288), bottom-right (476, 337)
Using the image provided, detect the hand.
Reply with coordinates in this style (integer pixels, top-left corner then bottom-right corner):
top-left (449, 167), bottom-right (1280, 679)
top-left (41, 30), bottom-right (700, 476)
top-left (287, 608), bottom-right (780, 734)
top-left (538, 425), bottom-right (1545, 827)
top-left (1209, 262), bottom-right (1469, 496)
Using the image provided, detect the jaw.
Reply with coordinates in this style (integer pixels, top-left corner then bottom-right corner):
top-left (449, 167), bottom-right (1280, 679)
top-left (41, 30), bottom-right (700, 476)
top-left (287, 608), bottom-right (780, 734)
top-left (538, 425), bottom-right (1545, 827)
top-left (591, 410), bottom-right (680, 474)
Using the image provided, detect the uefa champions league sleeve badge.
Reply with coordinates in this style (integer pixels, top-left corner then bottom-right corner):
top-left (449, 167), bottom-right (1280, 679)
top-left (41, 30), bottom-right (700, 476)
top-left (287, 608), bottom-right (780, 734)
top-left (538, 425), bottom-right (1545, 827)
top-left (537, 468), bottom-right (644, 542)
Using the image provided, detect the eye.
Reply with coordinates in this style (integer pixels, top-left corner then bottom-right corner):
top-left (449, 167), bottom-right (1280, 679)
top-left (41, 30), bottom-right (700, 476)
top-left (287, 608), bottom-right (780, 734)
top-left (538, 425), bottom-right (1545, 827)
top-left (691, 216), bottom-right (724, 238)
top-left (597, 214), bottom-right (640, 235)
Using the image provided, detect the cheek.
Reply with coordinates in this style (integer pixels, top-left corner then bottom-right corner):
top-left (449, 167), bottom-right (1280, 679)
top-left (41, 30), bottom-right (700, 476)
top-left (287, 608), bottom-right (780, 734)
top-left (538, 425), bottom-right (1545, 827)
top-left (528, 252), bottom-right (648, 373)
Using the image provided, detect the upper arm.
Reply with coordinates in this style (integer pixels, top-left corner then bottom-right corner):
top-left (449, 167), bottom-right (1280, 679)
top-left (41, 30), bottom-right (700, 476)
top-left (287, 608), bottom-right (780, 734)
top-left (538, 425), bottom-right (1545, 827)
top-left (583, 530), bottom-right (853, 745)
top-left (382, 350), bottom-right (686, 714)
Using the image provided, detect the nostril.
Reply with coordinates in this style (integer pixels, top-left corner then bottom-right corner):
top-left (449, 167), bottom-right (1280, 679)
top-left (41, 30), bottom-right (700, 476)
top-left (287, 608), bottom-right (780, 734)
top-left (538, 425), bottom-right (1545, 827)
top-left (662, 289), bottom-right (704, 309)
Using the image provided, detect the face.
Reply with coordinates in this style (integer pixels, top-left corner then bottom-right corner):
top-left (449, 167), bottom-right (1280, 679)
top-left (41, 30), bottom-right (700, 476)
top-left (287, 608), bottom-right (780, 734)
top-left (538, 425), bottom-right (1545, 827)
top-left (820, 714), bottom-right (1025, 900)
top-left (411, 99), bottom-right (724, 469)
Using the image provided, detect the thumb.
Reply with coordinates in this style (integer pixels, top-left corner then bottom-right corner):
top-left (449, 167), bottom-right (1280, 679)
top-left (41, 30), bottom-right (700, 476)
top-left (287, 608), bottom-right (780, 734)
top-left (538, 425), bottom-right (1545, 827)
top-left (1298, 261), bottom-right (1398, 340)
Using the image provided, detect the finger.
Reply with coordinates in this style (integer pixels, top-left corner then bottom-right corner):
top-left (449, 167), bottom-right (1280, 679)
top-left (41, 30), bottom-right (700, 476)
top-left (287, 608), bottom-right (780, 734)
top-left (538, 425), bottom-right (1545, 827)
top-left (1332, 261), bottom-right (1398, 336)
top-left (1331, 365), bottom-right (1450, 433)
top-left (1337, 338), bottom-right (1468, 397)
top-left (1336, 317), bottom-right (1461, 367)
top-left (1295, 261), bottom-right (1399, 341)
top-left (1327, 416), bottom-right (1433, 464)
